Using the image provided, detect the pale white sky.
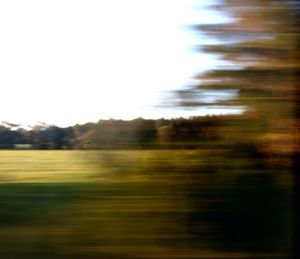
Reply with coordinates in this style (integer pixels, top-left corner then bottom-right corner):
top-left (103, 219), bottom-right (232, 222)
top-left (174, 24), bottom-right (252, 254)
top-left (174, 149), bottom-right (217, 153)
top-left (0, 0), bottom-right (238, 127)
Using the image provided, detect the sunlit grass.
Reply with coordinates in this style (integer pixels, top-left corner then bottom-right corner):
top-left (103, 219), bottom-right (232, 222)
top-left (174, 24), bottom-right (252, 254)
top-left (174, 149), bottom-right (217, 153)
top-left (0, 150), bottom-right (206, 184)
top-left (0, 150), bottom-right (95, 183)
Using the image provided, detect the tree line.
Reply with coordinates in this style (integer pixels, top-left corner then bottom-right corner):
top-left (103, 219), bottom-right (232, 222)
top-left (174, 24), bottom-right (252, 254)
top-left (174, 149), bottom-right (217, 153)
top-left (0, 116), bottom-right (232, 149)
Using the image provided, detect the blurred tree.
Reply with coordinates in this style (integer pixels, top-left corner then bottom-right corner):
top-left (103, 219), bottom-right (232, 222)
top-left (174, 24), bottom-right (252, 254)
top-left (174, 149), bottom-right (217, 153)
top-left (180, 0), bottom-right (298, 160)
top-left (175, 0), bottom-right (299, 255)
top-left (132, 118), bottom-right (157, 148)
top-left (31, 126), bottom-right (71, 149)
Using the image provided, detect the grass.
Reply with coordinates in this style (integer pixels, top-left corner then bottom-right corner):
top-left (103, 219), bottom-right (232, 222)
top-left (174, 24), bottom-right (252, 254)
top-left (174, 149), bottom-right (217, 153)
top-left (0, 150), bottom-right (97, 183)
top-left (0, 150), bottom-right (206, 183)
top-left (0, 150), bottom-right (205, 258)
top-left (0, 150), bottom-right (292, 258)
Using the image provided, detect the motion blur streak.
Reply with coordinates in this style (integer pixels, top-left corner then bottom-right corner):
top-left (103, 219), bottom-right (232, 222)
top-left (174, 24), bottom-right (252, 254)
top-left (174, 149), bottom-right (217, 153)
top-left (176, 0), bottom-right (299, 258)
top-left (0, 0), bottom-right (299, 259)
top-left (0, 150), bottom-right (292, 258)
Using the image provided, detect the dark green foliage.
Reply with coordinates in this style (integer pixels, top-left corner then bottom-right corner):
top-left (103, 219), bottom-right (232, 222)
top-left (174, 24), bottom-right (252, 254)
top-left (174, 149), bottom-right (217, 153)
top-left (0, 183), bottom-right (82, 225)
top-left (0, 117), bottom-right (228, 150)
top-left (32, 126), bottom-right (73, 149)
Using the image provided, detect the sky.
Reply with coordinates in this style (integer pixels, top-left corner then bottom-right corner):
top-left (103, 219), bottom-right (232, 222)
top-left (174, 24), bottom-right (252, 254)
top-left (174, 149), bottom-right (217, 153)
top-left (0, 0), bottom-right (241, 127)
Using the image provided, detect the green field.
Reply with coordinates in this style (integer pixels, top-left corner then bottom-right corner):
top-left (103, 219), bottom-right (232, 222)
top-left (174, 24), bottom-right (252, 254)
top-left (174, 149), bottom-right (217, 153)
top-left (0, 150), bottom-right (206, 183)
top-left (0, 150), bottom-right (292, 258)
top-left (0, 150), bottom-right (205, 258)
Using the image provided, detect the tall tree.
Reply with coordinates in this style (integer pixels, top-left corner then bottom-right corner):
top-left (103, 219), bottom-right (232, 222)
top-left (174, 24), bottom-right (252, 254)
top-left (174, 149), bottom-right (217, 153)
top-left (176, 0), bottom-right (299, 256)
